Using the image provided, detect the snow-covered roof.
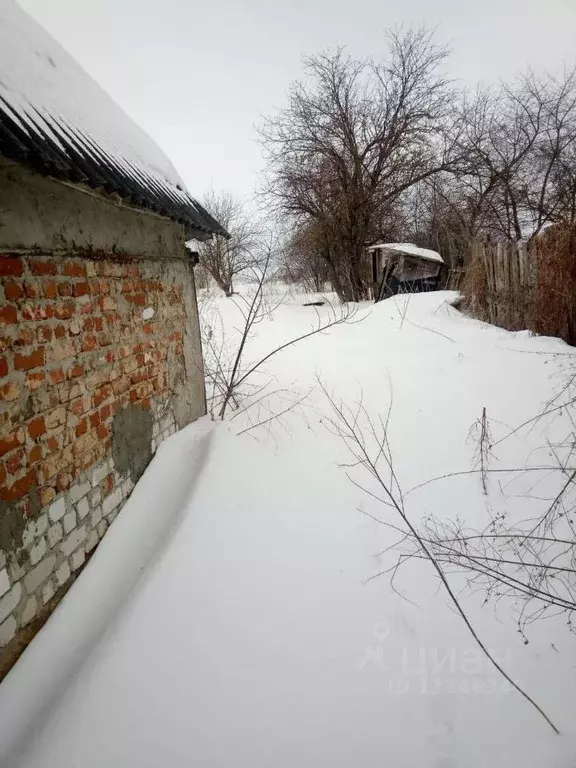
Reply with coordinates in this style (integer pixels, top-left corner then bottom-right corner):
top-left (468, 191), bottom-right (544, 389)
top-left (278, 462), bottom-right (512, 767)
top-left (367, 243), bottom-right (444, 264)
top-left (0, 1), bottom-right (226, 238)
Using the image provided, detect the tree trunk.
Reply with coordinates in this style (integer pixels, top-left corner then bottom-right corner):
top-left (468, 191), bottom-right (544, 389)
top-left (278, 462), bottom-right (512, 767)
top-left (323, 253), bottom-right (347, 303)
top-left (348, 253), bottom-right (369, 302)
top-left (214, 276), bottom-right (234, 297)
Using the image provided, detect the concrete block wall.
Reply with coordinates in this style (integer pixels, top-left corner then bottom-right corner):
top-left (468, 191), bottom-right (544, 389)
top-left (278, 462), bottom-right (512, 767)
top-left (0, 250), bottom-right (205, 657)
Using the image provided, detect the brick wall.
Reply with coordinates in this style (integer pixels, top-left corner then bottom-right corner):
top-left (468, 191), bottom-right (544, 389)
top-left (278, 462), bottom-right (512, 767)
top-left (0, 251), bottom-right (204, 654)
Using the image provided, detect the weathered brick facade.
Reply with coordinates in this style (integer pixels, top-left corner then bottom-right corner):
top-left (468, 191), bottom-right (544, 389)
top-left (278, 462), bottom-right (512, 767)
top-left (0, 164), bottom-right (207, 662)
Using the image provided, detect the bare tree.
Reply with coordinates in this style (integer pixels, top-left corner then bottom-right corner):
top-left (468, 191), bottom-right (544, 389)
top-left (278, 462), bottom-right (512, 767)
top-left (320, 383), bottom-right (560, 733)
top-left (198, 190), bottom-right (259, 296)
top-left (413, 385), bottom-right (576, 644)
top-left (281, 223), bottom-right (332, 293)
top-left (409, 68), bottom-right (576, 250)
top-left (200, 233), bottom-right (359, 419)
top-left (259, 28), bottom-right (459, 301)
top-left (526, 67), bottom-right (576, 232)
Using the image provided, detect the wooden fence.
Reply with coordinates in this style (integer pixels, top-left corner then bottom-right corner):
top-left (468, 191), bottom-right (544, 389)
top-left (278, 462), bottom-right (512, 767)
top-left (459, 229), bottom-right (576, 346)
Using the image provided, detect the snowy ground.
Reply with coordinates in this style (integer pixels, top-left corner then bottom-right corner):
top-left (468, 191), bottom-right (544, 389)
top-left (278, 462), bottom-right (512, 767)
top-left (1, 288), bottom-right (576, 767)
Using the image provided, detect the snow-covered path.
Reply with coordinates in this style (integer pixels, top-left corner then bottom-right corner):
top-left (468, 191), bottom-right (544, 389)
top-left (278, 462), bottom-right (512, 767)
top-left (1, 291), bottom-right (576, 767)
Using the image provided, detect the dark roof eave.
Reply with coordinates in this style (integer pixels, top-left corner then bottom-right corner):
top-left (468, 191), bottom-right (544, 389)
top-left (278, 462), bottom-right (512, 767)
top-left (0, 108), bottom-right (228, 237)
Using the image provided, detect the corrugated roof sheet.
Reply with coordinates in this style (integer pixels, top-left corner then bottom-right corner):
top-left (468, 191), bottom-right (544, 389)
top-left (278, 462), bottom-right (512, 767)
top-left (0, 1), bottom-right (226, 238)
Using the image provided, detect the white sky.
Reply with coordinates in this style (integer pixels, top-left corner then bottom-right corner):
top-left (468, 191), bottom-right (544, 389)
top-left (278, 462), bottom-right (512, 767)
top-left (20, 0), bottom-right (576, 203)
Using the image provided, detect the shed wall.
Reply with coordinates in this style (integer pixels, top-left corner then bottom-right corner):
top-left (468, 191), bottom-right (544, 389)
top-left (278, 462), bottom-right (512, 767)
top-left (0, 166), bottom-right (206, 669)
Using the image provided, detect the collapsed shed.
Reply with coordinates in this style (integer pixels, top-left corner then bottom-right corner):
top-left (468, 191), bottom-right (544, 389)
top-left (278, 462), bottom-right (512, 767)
top-left (367, 243), bottom-right (444, 301)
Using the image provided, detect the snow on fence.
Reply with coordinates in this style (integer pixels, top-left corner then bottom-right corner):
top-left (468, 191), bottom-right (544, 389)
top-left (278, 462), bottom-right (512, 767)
top-left (461, 228), bottom-right (576, 346)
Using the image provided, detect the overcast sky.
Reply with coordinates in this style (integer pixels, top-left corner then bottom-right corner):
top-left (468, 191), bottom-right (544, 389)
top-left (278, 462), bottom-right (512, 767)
top-left (20, 0), bottom-right (576, 203)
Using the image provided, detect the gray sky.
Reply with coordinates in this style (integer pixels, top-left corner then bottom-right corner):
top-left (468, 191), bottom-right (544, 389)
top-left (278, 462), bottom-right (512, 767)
top-left (20, 0), bottom-right (576, 203)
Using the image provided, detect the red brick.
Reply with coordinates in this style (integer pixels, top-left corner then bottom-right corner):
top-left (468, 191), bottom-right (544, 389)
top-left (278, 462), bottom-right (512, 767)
top-left (73, 282), bottom-right (90, 297)
top-left (55, 471), bottom-right (72, 492)
top-left (0, 470), bottom-right (36, 502)
top-left (102, 474), bottom-right (114, 496)
top-left (14, 348), bottom-right (45, 371)
top-left (0, 257), bottom-right (23, 277)
top-left (57, 282), bottom-right (73, 297)
top-left (28, 416), bottom-right (46, 439)
top-left (30, 260), bottom-right (57, 276)
top-left (5, 448), bottom-right (25, 475)
top-left (46, 435), bottom-right (60, 454)
top-left (48, 368), bottom-right (65, 385)
top-left (26, 371), bottom-right (46, 391)
top-left (89, 411), bottom-right (100, 428)
top-left (0, 306), bottom-right (18, 326)
top-left (0, 357), bottom-right (8, 378)
top-left (24, 282), bottom-right (40, 299)
top-left (143, 324), bottom-right (154, 335)
top-left (93, 317), bottom-right (104, 332)
top-left (0, 431), bottom-right (23, 457)
top-left (82, 335), bottom-right (98, 352)
top-left (43, 281), bottom-right (58, 299)
top-left (0, 381), bottom-right (20, 402)
top-left (96, 424), bottom-right (110, 441)
top-left (54, 302), bottom-right (75, 320)
top-left (28, 445), bottom-right (43, 465)
top-left (54, 324), bottom-right (67, 339)
top-left (37, 325), bottom-right (53, 343)
top-left (93, 385), bottom-right (112, 408)
top-left (131, 370), bottom-right (148, 385)
top-left (126, 293), bottom-right (146, 306)
top-left (63, 262), bottom-right (86, 277)
top-left (75, 418), bottom-right (88, 437)
top-left (68, 363), bottom-right (84, 379)
top-left (22, 304), bottom-right (53, 322)
top-left (4, 281), bottom-right (23, 300)
top-left (99, 404), bottom-right (111, 421)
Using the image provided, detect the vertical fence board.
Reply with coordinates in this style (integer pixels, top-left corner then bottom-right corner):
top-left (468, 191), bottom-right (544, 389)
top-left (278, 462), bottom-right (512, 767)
top-left (463, 231), bottom-right (575, 345)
